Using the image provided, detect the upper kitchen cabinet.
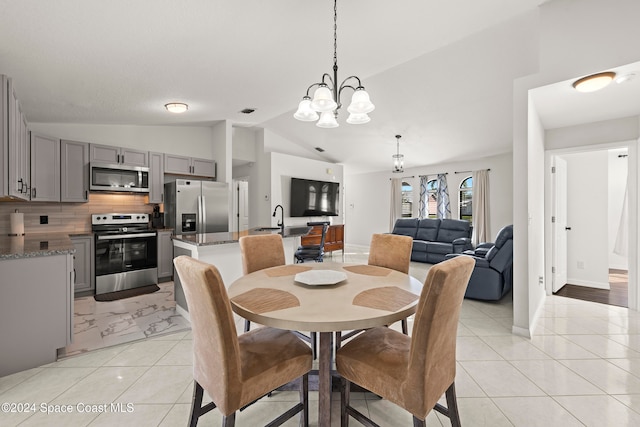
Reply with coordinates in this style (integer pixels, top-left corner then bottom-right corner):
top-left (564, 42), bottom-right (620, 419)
top-left (5, 77), bottom-right (30, 200)
top-left (165, 153), bottom-right (215, 178)
top-left (149, 151), bottom-right (164, 204)
top-left (0, 76), bottom-right (7, 198)
top-left (90, 143), bottom-right (148, 167)
top-left (30, 133), bottom-right (61, 202)
top-left (61, 140), bottom-right (89, 202)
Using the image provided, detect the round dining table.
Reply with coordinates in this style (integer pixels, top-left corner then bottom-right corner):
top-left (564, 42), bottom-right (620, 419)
top-left (228, 262), bottom-right (423, 427)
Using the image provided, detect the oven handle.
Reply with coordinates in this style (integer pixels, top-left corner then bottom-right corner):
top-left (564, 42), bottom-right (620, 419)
top-left (97, 232), bottom-right (157, 240)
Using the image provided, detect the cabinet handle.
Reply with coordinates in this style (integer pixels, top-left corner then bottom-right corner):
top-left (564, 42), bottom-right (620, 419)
top-left (122, 154), bottom-right (124, 163)
top-left (32, 188), bottom-right (36, 198)
top-left (85, 190), bottom-right (89, 200)
top-left (117, 154), bottom-right (120, 163)
top-left (17, 178), bottom-right (23, 193)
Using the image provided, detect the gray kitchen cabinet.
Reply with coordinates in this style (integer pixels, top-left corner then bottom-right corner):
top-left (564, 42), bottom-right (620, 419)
top-left (90, 143), bottom-right (148, 167)
top-left (61, 140), bottom-right (89, 202)
top-left (30, 133), bottom-right (61, 202)
top-left (1, 254), bottom-right (73, 376)
top-left (71, 235), bottom-right (94, 295)
top-left (149, 151), bottom-right (164, 204)
top-left (6, 77), bottom-right (30, 200)
top-left (0, 76), bottom-right (7, 197)
top-left (164, 153), bottom-right (215, 178)
top-left (157, 230), bottom-right (174, 280)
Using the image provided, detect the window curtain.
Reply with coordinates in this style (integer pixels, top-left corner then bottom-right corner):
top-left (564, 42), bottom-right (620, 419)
top-left (471, 169), bottom-right (490, 245)
top-left (418, 175), bottom-right (428, 219)
top-left (436, 173), bottom-right (451, 219)
top-left (389, 178), bottom-right (403, 231)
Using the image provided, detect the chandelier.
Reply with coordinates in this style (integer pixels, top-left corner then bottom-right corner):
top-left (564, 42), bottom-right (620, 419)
top-left (293, 0), bottom-right (375, 128)
top-left (392, 135), bottom-right (404, 173)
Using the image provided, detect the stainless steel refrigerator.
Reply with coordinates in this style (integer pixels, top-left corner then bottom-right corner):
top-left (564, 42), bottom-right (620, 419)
top-left (164, 180), bottom-right (229, 234)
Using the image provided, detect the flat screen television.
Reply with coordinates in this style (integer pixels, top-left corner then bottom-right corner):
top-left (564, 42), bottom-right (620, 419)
top-left (290, 177), bottom-right (340, 217)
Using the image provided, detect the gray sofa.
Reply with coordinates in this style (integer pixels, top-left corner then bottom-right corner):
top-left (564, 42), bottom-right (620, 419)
top-left (391, 218), bottom-right (473, 264)
top-left (446, 224), bottom-right (513, 301)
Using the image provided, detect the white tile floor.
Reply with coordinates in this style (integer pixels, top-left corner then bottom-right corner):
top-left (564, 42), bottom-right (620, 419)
top-left (2, 247), bottom-right (640, 426)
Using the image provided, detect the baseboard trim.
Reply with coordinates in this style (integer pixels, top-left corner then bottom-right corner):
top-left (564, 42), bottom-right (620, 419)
top-left (566, 278), bottom-right (611, 290)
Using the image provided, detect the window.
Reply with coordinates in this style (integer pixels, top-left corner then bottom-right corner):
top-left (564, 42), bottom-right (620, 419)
top-left (459, 176), bottom-right (472, 221)
top-left (401, 181), bottom-right (413, 218)
top-left (426, 179), bottom-right (438, 218)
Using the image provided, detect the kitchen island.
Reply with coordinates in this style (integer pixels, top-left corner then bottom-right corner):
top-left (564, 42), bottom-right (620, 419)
top-left (0, 233), bottom-right (75, 376)
top-left (171, 226), bottom-right (311, 319)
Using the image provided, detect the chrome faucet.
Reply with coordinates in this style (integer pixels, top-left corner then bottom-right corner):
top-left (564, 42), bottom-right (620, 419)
top-left (273, 204), bottom-right (284, 233)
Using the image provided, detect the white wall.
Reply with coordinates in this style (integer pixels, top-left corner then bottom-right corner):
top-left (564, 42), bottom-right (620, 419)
top-left (526, 95), bottom-right (546, 334)
top-left (29, 122), bottom-right (216, 159)
top-left (563, 151), bottom-right (609, 289)
top-left (609, 149), bottom-right (629, 270)
top-left (514, 0), bottom-right (640, 334)
top-left (344, 152), bottom-right (513, 247)
top-left (232, 127), bottom-right (257, 163)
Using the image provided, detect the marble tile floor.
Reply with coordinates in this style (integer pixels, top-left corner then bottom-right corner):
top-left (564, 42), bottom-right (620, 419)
top-left (61, 281), bottom-right (191, 357)
top-left (2, 247), bottom-right (640, 425)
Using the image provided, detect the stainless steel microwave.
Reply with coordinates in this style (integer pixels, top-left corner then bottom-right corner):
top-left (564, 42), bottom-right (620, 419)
top-left (90, 162), bottom-right (150, 193)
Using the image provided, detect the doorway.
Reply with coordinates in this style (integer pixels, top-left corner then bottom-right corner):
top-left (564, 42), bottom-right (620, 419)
top-left (547, 146), bottom-right (630, 307)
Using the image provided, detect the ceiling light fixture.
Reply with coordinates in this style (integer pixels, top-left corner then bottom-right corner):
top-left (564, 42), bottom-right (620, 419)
top-left (164, 102), bottom-right (189, 113)
top-left (572, 72), bottom-right (616, 93)
top-left (293, 0), bottom-right (374, 128)
top-left (392, 135), bottom-right (404, 173)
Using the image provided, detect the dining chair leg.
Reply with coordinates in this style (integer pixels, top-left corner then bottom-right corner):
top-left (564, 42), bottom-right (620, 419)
top-left (445, 382), bottom-right (461, 427)
top-left (189, 381), bottom-right (204, 427)
top-left (311, 332), bottom-right (317, 359)
top-left (300, 373), bottom-right (309, 427)
top-left (401, 318), bottom-right (408, 335)
top-left (412, 416), bottom-right (426, 427)
top-left (222, 413), bottom-right (236, 427)
top-left (341, 377), bottom-right (350, 427)
top-left (244, 319), bottom-right (251, 333)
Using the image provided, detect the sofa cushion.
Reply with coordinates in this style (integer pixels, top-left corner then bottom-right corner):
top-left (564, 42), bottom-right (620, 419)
top-left (415, 219), bottom-right (440, 241)
top-left (392, 218), bottom-right (419, 238)
top-left (412, 240), bottom-right (428, 253)
top-left (425, 241), bottom-right (453, 255)
top-left (436, 219), bottom-right (471, 243)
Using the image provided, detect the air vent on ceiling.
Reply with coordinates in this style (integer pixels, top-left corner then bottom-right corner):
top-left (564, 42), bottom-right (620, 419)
top-left (315, 147), bottom-right (325, 152)
top-left (240, 108), bottom-right (256, 114)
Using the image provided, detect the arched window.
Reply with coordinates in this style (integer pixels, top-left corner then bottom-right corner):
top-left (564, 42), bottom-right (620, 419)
top-left (401, 181), bottom-right (413, 217)
top-left (459, 176), bottom-right (472, 221)
top-left (426, 179), bottom-right (438, 218)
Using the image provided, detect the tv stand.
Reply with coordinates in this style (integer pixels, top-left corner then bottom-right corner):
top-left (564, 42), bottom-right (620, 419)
top-left (301, 223), bottom-right (344, 259)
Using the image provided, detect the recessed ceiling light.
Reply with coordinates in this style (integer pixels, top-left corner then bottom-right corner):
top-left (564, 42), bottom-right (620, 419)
top-left (165, 102), bottom-right (189, 113)
top-left (572, 72), bottom-right (616, 93)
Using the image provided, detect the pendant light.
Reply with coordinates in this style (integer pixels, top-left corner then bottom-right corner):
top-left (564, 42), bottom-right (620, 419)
top-left (293, 0), bottom-right (374, 128)
top-left (392, 135), bottom-right (404, 173)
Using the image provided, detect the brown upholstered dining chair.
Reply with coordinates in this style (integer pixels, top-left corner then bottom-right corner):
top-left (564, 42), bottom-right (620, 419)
top-left (239, 233), bottom-right (317, 358)
top-left (173, 256), bottom-right (312, 427)
top-left (337, 233), bottom-right (414, 349)
top-left (336, 255), bottom-right (475, 427)
top-left (239, 234), bottom-right (286, 333)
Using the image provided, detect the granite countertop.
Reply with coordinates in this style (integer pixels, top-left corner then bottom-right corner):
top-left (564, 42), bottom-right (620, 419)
top-left (0, 233), bottom-right (76, 260)
top-left (173, 226), bottom-right (312, 246)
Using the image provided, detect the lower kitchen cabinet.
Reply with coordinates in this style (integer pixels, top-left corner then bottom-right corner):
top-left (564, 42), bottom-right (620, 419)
top-left (71, 235), bottom-right (94, 295)
top-left (157, 230), bottom-right (173, 280)
top-left (0, 254), bottom-right (73, 376)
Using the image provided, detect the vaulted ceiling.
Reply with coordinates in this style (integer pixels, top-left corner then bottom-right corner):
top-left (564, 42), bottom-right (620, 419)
top-left (2, 0), bottom-right (637, 175)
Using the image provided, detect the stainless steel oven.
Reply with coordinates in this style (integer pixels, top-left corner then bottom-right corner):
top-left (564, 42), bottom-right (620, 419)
top-left (92, 213), bottom-right (157, 295)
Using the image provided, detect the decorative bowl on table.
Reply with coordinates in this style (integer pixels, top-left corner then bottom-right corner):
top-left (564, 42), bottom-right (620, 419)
top-left (294, 270), bottom-right (347, 286)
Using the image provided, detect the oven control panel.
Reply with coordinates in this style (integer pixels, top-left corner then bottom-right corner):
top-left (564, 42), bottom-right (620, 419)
top-left (91, 213), bottom-right (149, 226)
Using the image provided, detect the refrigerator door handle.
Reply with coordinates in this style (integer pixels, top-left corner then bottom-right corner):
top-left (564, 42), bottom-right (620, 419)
top-left (197, 195), bottom-right (202, 233)
top-left (201, 196), bottom-right (206, 232)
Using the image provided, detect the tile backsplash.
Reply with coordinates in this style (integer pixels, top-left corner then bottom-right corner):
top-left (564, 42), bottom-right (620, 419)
top-left (0, 193), bottom-right (155, 235)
